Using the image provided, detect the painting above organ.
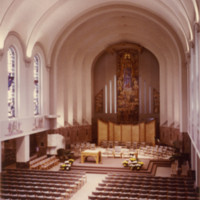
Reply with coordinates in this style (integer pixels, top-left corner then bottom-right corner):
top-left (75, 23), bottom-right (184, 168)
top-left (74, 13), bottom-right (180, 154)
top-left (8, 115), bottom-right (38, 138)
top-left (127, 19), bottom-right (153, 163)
top-left (116, 47), bottom-right (141, 123)
top-left (93, 42), bottom-right (159, 125)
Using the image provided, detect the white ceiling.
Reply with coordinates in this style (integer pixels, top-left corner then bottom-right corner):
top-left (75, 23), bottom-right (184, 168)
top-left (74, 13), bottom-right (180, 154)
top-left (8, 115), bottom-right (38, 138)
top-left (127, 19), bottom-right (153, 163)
top-left (0, 0), bottom-right (199, 64)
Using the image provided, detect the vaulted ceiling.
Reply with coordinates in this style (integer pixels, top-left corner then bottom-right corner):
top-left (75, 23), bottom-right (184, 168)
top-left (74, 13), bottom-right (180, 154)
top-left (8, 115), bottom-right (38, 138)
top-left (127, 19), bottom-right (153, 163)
top-left (0, 0), bottom-right (199, 65)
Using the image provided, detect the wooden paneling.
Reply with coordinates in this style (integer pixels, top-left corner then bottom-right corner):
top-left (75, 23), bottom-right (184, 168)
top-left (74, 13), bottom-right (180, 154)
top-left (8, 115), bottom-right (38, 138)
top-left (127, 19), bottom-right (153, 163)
top-left (121, 124), bottom-right (132, 143)
top-left (108, 122), bottom-right (114, 141)
top-left (97, 119), bottom-right (156, 145)
top-left (139, 122), bottom-right (145, 142)
top-left (145, 120), bottom-right (156, 145)
top-left (114, 124), bottom-right (121, 142)
top-left (132, 124), bottom-right (140, 143)
top-left (98, 119), bottom-right (108, 145)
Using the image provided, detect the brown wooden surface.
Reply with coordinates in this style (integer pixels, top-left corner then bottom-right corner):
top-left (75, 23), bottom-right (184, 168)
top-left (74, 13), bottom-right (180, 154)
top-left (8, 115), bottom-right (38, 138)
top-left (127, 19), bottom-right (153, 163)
top-left (121, 124), bottom-right (132, 143)
top-left (98, 119), bottom-right (108, 145)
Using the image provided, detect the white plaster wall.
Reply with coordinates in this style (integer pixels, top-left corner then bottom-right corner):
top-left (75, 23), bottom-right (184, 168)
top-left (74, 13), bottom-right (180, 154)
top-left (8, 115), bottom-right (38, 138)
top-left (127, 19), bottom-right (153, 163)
top-left (0, 48), bottom-right (8, 121)
top-left (47, 133), bottom-right (65, 155)
top-left (139, 49), bottom-right (159, 115)
top-left (16, 135), bottom-right (30, 162)
top-left (159, 58), bottom-right (167, 125)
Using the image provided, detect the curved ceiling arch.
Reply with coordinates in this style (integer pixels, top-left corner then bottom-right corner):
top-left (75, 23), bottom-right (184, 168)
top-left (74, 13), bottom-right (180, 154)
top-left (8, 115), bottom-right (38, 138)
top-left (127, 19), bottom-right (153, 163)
top-left (52, 3), bottom-right (189, 65)
top-left (0, 0), bottom-right (195, 66)
top-left (50, 0), bottom-right (194, 62)
top-left (0, 0), bottom-right (59, 50)
top-left (54, 4), bottom-right (183, 76)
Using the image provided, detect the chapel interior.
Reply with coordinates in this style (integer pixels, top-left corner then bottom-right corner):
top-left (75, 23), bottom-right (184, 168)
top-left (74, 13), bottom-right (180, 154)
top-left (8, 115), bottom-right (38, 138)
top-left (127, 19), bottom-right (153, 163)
top-left (0, 0), bottom-right (200, 200)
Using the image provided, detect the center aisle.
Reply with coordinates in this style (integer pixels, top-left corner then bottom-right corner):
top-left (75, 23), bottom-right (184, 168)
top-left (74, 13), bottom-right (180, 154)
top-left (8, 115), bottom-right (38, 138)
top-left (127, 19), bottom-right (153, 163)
top-left (70, 173), bottom-right (107, 200)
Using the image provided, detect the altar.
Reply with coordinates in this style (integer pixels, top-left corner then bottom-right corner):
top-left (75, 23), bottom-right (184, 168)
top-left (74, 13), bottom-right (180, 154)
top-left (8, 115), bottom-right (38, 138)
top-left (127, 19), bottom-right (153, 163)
top-left (81, 149), bottom-right (101, 164)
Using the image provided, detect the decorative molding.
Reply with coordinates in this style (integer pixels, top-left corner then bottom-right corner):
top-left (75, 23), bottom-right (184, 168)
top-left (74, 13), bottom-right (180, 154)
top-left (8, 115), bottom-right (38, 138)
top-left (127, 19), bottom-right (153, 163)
top-left (32, 117), bottom-right (44, 131)
top-left (6, 120), bottom-right (23, 136)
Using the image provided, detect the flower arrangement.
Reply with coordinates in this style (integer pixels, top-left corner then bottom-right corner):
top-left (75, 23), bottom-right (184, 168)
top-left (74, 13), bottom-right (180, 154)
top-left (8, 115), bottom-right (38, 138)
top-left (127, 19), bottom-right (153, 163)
top-left (122, 160), bottom-right (129, 167)
top-left (60, 158), bottom-right (74, 171)
top-left (130, 158), bottom-right (136, 162)
top-left (68, 159), bottom-right (74, 165)
top-left (122, 157), bottom-right (144, 170)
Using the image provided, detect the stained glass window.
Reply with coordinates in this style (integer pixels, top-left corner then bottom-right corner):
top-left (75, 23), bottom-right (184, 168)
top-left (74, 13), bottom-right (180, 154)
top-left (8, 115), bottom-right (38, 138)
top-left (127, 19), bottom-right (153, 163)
top-left (33, 55), bottom-right (40, 115)
top-left (7, 47), bottom-right (16, 118)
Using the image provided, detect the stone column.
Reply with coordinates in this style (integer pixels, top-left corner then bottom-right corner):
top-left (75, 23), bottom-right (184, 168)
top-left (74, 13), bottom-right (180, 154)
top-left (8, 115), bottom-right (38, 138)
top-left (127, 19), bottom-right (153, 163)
top-left (16, 135), bottom-right (30, 168)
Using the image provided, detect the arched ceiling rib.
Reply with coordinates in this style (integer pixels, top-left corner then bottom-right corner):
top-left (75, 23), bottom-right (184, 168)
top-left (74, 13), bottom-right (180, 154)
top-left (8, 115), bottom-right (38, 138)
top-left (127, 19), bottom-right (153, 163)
top-left (45, 1), bottom-right (195, 62)
top-left (55, 5), bottom-right (182, 74)
top-left (0, 0), bottom-right (197, 62)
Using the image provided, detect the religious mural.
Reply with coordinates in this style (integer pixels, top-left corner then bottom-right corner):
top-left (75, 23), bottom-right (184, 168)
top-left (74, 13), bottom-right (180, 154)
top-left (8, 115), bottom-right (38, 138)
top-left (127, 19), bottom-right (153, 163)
top-left (95, 89), bottom-right (103, 113)
top-left (116, 48), bottom-right (140, 123)
top-left (153, 88), bottom-right (160, 114)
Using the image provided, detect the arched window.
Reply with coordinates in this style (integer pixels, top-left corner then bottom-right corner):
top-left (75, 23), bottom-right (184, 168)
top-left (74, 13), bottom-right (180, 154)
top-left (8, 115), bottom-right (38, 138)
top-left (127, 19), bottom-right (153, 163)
top-left (7, 47), bottom-right (17, 118)
top-left (33, 55), bottom-right (40, 115)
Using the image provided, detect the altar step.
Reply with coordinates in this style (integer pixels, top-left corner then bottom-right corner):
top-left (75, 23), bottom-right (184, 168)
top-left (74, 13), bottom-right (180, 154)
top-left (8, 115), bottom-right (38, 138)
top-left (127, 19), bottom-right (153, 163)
top-left (71, 159), bottom-right (171, 176)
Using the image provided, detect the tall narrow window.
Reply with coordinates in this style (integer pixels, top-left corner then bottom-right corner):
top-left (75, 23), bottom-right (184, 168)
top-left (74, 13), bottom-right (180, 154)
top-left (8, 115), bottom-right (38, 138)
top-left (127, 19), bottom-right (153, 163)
top-left (7, 47), bottom-right (16, 118)
top-left (33, 55), bottom-right (40, 115)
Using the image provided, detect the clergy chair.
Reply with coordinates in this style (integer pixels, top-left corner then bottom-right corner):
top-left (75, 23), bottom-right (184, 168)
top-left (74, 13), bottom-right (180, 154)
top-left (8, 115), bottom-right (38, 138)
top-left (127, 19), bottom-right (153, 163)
top-left (113, 146), bottom-right (123, 158)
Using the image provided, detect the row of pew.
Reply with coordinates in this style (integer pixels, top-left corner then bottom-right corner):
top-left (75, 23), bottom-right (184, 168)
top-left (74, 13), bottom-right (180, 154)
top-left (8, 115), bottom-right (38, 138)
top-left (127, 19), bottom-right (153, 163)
top-left (0, 169), bottom-right (86, 200)
top-left (89, 173), bottom-right (200, 200)
top-left (30, 155), bottom-right (59, 170)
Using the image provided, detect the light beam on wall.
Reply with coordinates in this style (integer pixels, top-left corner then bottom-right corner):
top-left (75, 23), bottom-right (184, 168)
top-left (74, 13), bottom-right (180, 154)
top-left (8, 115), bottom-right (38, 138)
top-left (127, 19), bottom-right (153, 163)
top-left (0, 32), bottom-right (6, 50)
top-left (193, 0), bottom-right (199, 23)
top-left (114, 75), bottom-right (117, 113)
top-left (105, 84), bottom-right (107, 113)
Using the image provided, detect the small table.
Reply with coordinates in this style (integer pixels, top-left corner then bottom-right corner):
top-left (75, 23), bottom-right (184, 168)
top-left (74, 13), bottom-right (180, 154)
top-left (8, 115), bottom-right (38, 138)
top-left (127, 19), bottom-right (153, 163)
top-left (81, 150), bottom-right (101, 164)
